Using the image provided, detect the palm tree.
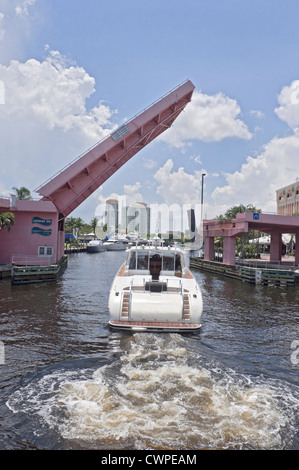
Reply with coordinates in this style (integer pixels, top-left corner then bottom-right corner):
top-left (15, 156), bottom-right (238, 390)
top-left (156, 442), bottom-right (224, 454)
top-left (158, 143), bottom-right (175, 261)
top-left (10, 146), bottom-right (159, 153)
top-left (0, 212), bottom-right (15, 232)
top-left (12, 186), bottom-right (32, 200)
top-left (65, 217), bottom-right (77, 234)
top-left (90, 217), bottom-right (99, 238)
top-left (74, 217), bottom-right (84, 237)
top-left (65, 217), bottom-right (85, 238)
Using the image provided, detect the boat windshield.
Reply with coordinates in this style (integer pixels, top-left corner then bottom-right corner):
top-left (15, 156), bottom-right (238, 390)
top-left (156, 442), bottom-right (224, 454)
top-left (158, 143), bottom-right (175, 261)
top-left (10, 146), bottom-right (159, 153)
top-left (128, 250), bottom-right (183, 274)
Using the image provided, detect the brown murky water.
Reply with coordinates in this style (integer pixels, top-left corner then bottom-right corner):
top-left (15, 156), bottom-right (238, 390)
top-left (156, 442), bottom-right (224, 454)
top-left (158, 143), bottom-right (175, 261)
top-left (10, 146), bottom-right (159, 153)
top-left (0, 251), bottom-right (298, 450)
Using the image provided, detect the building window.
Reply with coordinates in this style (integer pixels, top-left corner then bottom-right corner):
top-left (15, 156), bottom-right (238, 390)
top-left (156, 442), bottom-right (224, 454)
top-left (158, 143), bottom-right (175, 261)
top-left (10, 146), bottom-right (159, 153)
top-left (38, 246), bottom-right (53, 257)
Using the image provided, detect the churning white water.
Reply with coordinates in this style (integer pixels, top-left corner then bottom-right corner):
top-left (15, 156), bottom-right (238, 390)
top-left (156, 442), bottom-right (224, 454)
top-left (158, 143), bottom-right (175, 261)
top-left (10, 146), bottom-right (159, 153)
top-left (7, 333), bottom-right (298, 450)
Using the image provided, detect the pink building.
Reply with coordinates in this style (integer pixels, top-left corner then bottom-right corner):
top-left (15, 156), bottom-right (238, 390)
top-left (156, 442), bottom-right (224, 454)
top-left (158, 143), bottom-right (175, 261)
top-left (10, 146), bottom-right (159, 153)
top-left (277, 181), bottom-right (299, 215)
top-left (0, 196), bottom-right (64, 265)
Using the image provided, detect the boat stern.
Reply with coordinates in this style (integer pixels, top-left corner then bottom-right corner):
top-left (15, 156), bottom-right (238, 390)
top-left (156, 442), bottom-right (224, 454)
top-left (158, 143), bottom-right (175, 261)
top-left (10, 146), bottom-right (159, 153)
top-left (108, 276), bottom-right (202, 332)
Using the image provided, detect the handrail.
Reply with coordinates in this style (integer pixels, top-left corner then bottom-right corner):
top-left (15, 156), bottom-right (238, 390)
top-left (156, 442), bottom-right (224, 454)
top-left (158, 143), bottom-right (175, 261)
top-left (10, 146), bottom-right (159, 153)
top-left (11, 254), bottom-right (55, 266)
top-left (236, 258), bottom-right (299, 270)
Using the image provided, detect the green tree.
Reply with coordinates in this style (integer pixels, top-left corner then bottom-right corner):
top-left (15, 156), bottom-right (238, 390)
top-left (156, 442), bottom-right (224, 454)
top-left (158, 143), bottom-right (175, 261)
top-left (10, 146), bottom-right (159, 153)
top-left (90, 217), bottom-right (98, 238)
top-left (65, 217), bottom-right (85, 238)
top-left (0, 212), bottom-right (15, 232)
top-left (65, 217), bottom-right (77, 234)
top-left (74, 217), bottom-right (84, 236)
top-left (217, 204), bottom-right (259, 220)
top-left (215, 204), bottom-right (262, 260)
top-left (12, 186), bottom-right (32, 200)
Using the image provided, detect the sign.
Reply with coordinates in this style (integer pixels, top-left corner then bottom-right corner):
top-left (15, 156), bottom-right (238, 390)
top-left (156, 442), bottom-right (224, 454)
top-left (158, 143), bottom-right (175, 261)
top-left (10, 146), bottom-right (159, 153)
top-left (31, 227), bottom-right (52, 236)
top-left (32, 217), bottom-right (52, 226)
top-left (253, 213), bottom-right (260, 220)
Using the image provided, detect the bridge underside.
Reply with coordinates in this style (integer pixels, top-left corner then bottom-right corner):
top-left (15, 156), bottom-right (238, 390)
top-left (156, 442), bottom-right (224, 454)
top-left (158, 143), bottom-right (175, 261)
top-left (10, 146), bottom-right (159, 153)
top-left (36, 80), bottom-right (195, 217)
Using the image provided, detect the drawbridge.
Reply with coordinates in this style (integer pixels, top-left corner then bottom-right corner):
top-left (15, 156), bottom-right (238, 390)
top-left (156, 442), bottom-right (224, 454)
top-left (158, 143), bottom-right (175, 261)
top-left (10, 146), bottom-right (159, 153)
top-left (35, 80), bottom-right (195, 217)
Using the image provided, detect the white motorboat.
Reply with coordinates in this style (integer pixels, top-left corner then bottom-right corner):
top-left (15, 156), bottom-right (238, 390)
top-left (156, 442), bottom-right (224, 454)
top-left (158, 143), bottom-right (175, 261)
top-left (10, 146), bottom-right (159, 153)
top-left (108, 245), bottom-right (203, 332)
top-left (103, 239), bottom-right (126, 251)
top-left (86, 239), bottom-right (105, 252)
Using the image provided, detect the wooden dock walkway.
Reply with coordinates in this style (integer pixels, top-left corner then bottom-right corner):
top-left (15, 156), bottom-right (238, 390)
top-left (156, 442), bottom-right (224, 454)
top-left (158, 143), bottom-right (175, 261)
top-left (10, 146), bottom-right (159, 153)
top-left (190, 257), bottom-right (298, 286)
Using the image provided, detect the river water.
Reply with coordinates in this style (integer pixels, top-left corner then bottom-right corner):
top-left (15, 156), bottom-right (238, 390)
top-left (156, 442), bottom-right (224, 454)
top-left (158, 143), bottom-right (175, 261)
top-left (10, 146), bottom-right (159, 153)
top-left (0, 250), bottom-right (298, 450)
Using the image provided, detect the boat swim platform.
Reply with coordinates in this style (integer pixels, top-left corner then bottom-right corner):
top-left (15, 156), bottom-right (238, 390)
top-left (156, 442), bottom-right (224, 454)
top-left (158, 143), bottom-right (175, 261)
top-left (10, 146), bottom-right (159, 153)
top-left (190, 257), bottom-right (299, 286)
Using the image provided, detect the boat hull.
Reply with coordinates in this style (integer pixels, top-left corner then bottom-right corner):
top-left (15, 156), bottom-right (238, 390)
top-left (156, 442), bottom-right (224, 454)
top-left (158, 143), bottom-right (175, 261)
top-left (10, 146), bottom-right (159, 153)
top-left (86, 244), bottom-right (105, 252)
top-left (108, 320), bottom-right (201, 332)
top-left (104, 245), bottom-right (126, 251)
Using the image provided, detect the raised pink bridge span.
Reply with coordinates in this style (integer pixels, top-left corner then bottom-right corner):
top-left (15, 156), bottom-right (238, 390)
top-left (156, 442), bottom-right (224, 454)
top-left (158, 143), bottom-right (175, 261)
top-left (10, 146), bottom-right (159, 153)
top-left (0, 80), bottom-right (195, 268)
top-left (35, 80), bottom-right (195, 217)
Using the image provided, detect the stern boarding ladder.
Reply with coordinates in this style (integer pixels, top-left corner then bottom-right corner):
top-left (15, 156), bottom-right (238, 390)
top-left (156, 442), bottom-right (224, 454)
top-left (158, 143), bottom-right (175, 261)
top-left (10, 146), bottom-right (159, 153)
top-left (120, 277), bottom-right (191, 322)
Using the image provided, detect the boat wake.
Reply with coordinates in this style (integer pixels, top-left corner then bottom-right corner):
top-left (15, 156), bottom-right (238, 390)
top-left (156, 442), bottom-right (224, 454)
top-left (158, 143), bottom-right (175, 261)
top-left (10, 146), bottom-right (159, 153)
top-left (7, 334), bottom-right (299, 450)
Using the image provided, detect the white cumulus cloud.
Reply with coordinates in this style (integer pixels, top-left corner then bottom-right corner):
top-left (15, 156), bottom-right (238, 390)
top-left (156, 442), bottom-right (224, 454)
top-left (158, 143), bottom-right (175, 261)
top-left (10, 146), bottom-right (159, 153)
top-left (159, 90), bottom-right (252, 148)
top-left (275, 80), bottom-right (299, 131)
top-left (210, 133), bottom-right (299, 217)
top-left (0, 50), bottom-right (116, 139)
top-left (0, 49), bottom-right (118, 193)
top-left (154, 159), bottom-right (203, 205)
top-left (15, 0), bottom-right (37, 17)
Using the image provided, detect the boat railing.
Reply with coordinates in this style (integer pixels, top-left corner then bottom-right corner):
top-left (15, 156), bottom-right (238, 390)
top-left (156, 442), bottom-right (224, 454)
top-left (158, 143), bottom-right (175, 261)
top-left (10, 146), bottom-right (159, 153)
top-left (128, 276), bottom-right (184, 294)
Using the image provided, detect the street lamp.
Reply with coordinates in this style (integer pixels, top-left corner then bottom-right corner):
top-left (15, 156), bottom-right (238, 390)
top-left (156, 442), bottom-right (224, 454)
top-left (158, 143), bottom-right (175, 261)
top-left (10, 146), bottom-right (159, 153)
top-left (201, 173), bottom-right (206, 220)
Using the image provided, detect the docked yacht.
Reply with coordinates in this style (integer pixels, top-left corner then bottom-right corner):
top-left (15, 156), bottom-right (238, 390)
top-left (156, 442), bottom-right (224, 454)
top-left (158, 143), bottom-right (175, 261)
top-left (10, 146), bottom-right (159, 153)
top-left (86, 239), bottom-right (105, 252)
top-left (103, 239), bottom-right (126, 251)
top-left (108, 245), bottom-right (202, 332)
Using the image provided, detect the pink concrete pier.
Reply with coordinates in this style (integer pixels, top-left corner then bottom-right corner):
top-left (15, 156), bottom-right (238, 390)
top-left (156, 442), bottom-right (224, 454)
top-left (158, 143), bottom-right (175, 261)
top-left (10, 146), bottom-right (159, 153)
top-left (203, 211), bottom-right (299, 266)
top-left (189, 211), bottom-right (299, 286)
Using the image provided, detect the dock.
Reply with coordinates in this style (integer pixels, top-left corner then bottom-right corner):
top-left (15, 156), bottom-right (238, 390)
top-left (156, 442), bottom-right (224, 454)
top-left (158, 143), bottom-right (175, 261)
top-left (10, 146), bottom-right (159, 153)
top-left (0, 264), bottom-right (12, 280)
top-left (0, 245), bottom-right (85, 284)
top-left (190, 257), bottom-right (299, 286)
top-left (64, 244), bottom-right (87, 254)
top-left (11, 256), bottom-right (68, 285)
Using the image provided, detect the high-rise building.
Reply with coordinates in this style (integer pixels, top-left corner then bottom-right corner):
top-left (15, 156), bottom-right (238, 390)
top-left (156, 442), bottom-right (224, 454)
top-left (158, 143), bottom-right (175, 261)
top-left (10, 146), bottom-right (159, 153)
top-left (276, 180), bottom-right (299, 215)
top-left (105, 199), bottom-right (118, 233)
top-left (122, 202), bottom-right (150, 237)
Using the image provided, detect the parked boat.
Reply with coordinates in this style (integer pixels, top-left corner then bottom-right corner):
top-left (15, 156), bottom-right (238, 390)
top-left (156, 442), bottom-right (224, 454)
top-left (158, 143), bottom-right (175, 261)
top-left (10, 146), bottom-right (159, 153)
top-left (103, 239), bottom-right (127, 251)
top-left (86, 239), bottom-right (105, 252)
top-left (108, 245), bottom-right (203, 332)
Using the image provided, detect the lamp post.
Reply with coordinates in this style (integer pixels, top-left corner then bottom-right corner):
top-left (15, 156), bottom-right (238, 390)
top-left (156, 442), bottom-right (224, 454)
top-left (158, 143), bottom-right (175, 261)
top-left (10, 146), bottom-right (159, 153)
top-left (201, 173), bottom-right (206, 220)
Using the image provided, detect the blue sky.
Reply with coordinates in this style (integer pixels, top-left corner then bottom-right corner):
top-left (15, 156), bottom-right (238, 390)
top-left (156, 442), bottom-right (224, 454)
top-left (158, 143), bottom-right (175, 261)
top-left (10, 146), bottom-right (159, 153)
top-left (1, 0), bottom-right (299, 222)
